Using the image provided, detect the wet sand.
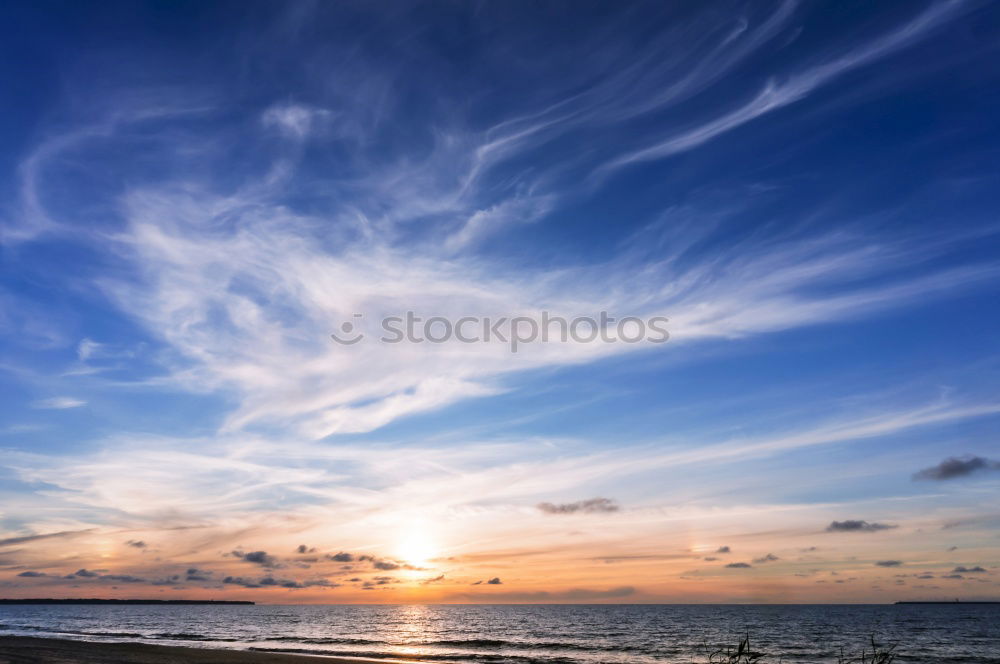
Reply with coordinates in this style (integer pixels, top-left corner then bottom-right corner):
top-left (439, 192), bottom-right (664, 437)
top-left (0, 637), bottom-right (426, 664)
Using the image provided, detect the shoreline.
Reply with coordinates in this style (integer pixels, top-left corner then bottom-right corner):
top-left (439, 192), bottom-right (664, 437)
top-left (0, 636), bottom-right (435, 664)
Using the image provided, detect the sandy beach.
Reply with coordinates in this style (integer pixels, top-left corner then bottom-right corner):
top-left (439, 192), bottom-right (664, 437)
top-left (0, 637), bottom-right (423, 664)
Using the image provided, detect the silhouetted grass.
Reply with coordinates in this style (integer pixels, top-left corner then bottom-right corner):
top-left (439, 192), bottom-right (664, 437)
top-left (838, 635), bottom-right (897, 664)
top-left (708, 634), bottom-right (766, 663)
top-left (706, 633), bottom-right (898, 663)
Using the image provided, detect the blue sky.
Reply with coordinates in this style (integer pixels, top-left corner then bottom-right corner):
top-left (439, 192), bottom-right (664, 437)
top-left (1, 0), bottom-right (999, 602)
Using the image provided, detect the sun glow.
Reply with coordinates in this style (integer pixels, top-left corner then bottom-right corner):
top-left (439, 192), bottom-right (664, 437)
top-left (397, 530), bottom-right (437, 568)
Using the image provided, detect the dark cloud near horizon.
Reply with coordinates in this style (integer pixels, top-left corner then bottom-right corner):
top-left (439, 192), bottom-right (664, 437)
top-left (322, 551), bottom-right (402, 571)
top-left (101, 574), bottom-right (145, 583)
top-left (17, 571), bottom-right (47, 577)
top-left (125, 540), bottom-right (146, 549)
top-left (186, 567), bottom-right (212, 582)
top-left (752, 553), bottom-right (779, 564)
top-left (223, 575), bottom-right (260, 588)
top-left (913, 456), bottom-right (1000, 481)
top-left (471, 576), bottom-right (503, 585)
top-left (296, 544), bottom-right (316, 554)
top-left (826, 520), bottom-right (897, 533)
top-left (223, 574), bottom-right (334, 589)
top-left (875, 560), bottom-right (902, 567)
top-left (152, 574), bottom-right (182, 586)
top-left (537, 497), bottom-right (619, 515)
top-left (261, 576), bottom-right (316, 588)
top-left (60, 568), bottom-right (146, 583)
top-left (716, 546), bottom-right (731, 554)
top-left (362, 575), bottom-right (396, 589)
top-left (953, 566), bottom-right (987, 573)
top-left (726, 562), bottom-right (752, 568)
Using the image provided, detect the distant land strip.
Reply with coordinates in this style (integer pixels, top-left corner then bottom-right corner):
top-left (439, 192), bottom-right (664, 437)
top-left (895, 601), bottom-right (1000, 605)
top-left (0, 599), bottom-right (254, 605)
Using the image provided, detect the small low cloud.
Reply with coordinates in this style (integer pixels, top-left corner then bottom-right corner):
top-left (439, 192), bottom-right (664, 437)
top-left (716, 546), bottom-right (731, 554)
top-left (125, 540), bottom-right (146, 549)
top-left (223, 576), bottom-right (260, 588)
top-left (296, 545), bottom-right (316, 554)
top-left (537, 497), bottom-right (619, 514)
top-left (232, 550), bottom-right (279, 568)
top-left (753, 553), bottom-right (779, 564)
top-left (31, 397), bottom-right (85, 409)
top-left (875, 560), bottom-right (903, 567)
top-left (17, 571), bottom-right (47, 577)
top-left (186, 567), bottom-right (212, 582)
top-left (472, 576), bottom-right (503, 585)
top-left (726, 562), bottom-right (752, 569)
top-left (826, 520), bottom-right (897, 533)
top-left (362, 575), bottom-right (397, 589)
top-left (318, 551), bottom-right (401, 570)
top-left (72, 568), bottom-right (100, 578)
top-left (913, 456), bottom-right (1000, 481)
top-left (327, 552), bottom-right (354, 562)
top-left (953, 566), bottom-right (987, 574)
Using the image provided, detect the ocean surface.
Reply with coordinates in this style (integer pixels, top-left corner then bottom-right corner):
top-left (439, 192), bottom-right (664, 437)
top-left (1, 604), bottom-right (998, 663)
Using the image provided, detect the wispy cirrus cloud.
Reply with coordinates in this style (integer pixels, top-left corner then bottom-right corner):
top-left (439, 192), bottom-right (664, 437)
top-left (3, 2), bottom-right (993, 444)
top-left (30, 397), bottom-right (85, 410)
top-left (599, 0), bottom-right (973, 173)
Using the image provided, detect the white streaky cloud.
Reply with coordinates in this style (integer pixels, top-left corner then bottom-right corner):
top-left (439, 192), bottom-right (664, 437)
top-left (444, 195), bottom-right (554, 253)
top-left (2, 97), bottom-right (216, 245)
top-left (9, 0), bottom-right (991, 440)
top-left (461, 0), bottom-right (799, 192)
top-left (5, 396), bottom-right (996, 526)
top-left (31, 397), bottom-right (86, 410)
top-left (94, 177), bottom-right (998, 439)
top-left (3, 395), bottom-right (998, 579)
top-left (600, 0), bottom-right (969, 173)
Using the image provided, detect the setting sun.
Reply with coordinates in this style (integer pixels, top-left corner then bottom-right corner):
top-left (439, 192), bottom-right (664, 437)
top-left (397, 531), bottom-right (436, 569)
